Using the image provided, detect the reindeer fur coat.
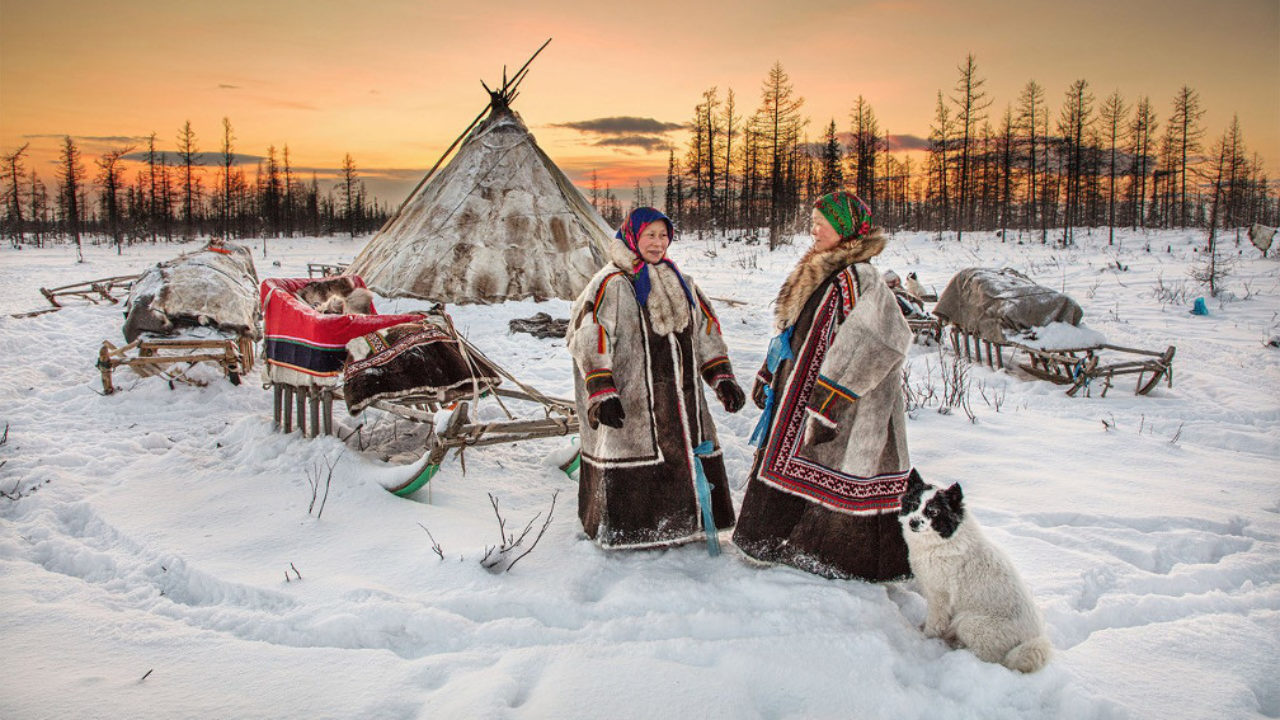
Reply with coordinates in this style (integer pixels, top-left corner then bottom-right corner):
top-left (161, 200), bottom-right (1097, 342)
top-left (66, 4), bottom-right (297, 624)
top-left (566, 240), bottom-right (738, 549)
top-left (733, 235), bottom-right (915, 580)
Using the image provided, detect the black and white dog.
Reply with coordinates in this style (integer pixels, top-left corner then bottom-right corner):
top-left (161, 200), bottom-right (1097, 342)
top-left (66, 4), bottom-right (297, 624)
top-left (899, 470), bottom-right (1052, 673)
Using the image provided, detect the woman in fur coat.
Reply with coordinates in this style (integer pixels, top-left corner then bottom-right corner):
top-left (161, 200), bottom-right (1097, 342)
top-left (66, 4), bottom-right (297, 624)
top-left (733, 191), bottom-right (914, 581)
top-left (567, 207), bottom-right (746, 549)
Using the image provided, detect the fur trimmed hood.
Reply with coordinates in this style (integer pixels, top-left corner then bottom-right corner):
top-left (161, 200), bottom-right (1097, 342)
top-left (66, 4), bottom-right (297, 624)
top-left (773, 230), bottom-right (886, 331)
top-left (605, 239), bottom-right (691, 336)
top-left (606, 237), bottom-right (644, 274)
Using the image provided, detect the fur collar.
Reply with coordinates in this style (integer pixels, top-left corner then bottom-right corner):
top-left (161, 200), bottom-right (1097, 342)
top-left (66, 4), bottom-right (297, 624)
top-left (605, 240), bottom-right (691, 336)
top-left (773, 231), bottom-right (886, 331)
top-left (606, 238), bottom-right (642, 274)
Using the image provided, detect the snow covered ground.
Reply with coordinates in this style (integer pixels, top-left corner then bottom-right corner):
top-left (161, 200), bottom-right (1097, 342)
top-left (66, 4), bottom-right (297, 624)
top-left (1, 227), bottom-right (1277, 720)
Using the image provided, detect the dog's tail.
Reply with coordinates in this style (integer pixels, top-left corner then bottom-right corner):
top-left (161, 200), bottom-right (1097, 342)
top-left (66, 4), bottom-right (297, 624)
top-left (1003, 635), bottom-right (1052, 673)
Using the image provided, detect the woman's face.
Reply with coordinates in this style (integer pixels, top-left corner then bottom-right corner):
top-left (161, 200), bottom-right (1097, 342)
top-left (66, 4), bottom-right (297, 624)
top-left (637, 221), bottom-right (671, 264)
top-left (811, 209), bottom-right (841, 252)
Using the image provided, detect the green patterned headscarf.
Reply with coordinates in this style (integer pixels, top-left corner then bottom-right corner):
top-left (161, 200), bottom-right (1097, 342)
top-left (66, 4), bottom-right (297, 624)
top-left (814, 190), bottom-right (873, 240)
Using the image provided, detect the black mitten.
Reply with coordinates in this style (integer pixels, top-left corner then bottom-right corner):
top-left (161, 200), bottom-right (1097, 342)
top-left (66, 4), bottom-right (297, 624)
top-left (716, 380), bottom-right (746, 414)
top-left (588, 396), bottom-right (626, 429)
top-left (751, 373), bottom-right (771, 409)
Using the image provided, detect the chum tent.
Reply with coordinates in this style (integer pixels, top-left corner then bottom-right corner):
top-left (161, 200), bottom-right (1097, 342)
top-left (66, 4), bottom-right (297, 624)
top-left (348, 46), bottom-right (610, 304)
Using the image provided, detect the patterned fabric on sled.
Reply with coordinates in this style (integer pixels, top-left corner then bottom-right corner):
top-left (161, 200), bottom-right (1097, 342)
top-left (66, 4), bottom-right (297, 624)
top-left (342, 320), bottom-right (503, 415)
top-left (260, 276), bottom-right (422, 387)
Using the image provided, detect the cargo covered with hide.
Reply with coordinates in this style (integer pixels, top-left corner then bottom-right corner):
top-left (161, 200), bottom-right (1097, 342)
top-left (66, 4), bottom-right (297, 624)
top-left (932, 267), bottom-right (1098, 349)
top-left (123, 241), bottom-right (261, 343)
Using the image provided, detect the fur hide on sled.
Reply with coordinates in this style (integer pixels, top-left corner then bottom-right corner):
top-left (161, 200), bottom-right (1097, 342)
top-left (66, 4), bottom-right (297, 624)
top-left (343, 319), bottom-right (502, 415)
top-left (123, 241), bottom-right (261, 342)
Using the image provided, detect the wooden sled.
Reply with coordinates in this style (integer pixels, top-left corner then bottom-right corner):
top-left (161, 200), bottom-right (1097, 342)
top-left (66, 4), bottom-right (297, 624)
top-left (307, 262), bottom-right (349, 278)
top-left (370, 373), bottom-right (579, 499)
top-left (908, 316), bottom-right (942, 344)
top-left (946, 326), bottom-right (1175, 397)
top-left (261, 283), bottom-right (580, 499)
top-left (41, 274), bottom-right (138, 308)
top-left (272, 330), bottom-right (579, 499)
top-left (97, 334), bottom-right (256, 395)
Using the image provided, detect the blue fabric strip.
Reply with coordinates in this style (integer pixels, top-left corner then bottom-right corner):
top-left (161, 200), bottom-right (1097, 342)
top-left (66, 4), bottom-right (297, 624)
top-left (692, 440), bottom-right (720, 557)
top-left (749, 327), bottom-right (794, 447)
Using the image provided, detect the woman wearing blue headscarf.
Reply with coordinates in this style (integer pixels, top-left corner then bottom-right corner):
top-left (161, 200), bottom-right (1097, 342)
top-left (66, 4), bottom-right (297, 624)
top-left (567, 207), bottom-right (746, 549)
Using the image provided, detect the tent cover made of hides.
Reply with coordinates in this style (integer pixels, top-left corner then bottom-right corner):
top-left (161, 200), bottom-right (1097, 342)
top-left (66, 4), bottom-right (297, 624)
top-left (342, 319), bottom-right (502, 415)
top-left (346, 106), bottom-right (610, 304)
top-left (933, 267), bottom-right (1101, 348)
top-left (260, 276), bottom-right (423, 387)
top-left (123, 242), bottom-right (261, 342)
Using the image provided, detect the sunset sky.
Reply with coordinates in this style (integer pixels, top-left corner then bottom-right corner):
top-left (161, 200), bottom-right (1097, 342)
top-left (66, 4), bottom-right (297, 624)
top-left (2, 0), bottom-right (1277, 206)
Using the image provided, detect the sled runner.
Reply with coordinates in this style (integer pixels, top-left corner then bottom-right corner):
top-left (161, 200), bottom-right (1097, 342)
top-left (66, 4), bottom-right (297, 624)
top-left (261, 276), bottom-right (579, 498)
top-left (97, 241), bottom-right (260, 395)
top-left (934, 267), bottom-right (1176, 397)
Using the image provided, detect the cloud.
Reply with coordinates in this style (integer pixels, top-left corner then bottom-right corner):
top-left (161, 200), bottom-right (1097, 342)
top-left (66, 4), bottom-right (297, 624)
top-left (552, 116), bottom-right (685, 135)
top-left (594, 136), bottom-right (674, 152)
top-left (886, 133), bottom-right (929, 152)
top-left (218, 84), bottom-right (241, 90)
top-left (549, 116), bottom-right (683, 154)
top-left (120, 151), bottom-right (264, 166)
top-left (801, 132), bottom-right (932, 155)
top-left (23, 134), bottom-right (149, 144)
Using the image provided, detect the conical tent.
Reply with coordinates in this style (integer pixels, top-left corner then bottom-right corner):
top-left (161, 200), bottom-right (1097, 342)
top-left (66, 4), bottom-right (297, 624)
top-left (348, 97), bottom-right (610, 304)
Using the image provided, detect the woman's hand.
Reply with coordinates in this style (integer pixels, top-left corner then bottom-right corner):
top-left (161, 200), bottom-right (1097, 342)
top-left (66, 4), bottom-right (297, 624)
top-left (588, 397), bottom-right (626, 429)
top-left (751, 370), bottom-right (772, 409)
top-left (715, 380), bottom-right (746, 414)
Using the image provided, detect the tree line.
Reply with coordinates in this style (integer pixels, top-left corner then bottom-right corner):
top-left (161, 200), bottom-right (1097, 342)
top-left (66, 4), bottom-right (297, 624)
top-left (1, 117), bottom-right (389, 257)
top-left (640, 57), bottom-right (1277, 248)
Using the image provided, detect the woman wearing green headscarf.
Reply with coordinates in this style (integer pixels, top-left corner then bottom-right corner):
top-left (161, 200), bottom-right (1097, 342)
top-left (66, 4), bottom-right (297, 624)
top-left (733, 191), bottom-right (914, 581)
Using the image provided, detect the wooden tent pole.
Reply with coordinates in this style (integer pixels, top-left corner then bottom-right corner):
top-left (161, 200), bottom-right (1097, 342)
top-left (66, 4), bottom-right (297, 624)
top-left (504, 38), bottom-right (552, 100)
top-left (373, 38), bottom-right (554, 235)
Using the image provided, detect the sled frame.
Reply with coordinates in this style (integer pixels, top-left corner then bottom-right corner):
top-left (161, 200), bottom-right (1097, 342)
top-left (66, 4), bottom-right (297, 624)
top-left (267, 315), bottom-right (580, 498)
top-left (97, 334), bottom-right (256, 395)
top-left (946, 325), bottom-right (1175, 397)
top-left (307, 263), bottom-right (349, 278)
top-left (41, 274), bottom-right (139, 308)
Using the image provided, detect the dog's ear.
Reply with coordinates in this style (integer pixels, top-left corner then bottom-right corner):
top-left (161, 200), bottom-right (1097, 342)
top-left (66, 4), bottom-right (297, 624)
top-left (943, 482), bottom-right (964, 510)
top-left (907, 468), bottom-right (926, 494)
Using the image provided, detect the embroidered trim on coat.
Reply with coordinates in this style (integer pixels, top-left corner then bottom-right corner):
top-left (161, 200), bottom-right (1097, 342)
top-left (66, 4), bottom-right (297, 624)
top-left (757, 282), bottom-right (909, 514)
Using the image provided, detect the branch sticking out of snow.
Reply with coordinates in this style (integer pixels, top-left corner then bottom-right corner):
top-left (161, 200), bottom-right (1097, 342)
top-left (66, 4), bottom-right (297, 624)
top-left (417, 522), bottom-right (445, 560)
top-left (480, 490), bottom-right (559, 573)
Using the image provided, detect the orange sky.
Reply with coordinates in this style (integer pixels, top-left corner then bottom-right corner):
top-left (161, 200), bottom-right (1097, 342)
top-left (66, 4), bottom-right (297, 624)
top-left (2, 0), bottom-right (1277, 205)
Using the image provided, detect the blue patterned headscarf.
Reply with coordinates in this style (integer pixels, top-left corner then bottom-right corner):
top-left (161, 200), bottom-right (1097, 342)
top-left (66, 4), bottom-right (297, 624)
top-left (616, 207), bottom-right (693, 308)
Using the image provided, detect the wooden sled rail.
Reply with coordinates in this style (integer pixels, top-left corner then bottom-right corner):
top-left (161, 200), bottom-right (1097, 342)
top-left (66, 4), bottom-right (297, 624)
top-left (269, 387), bottom-right (579, 451)
top-left (375, 398), bottom-right (579, 499)
top-left (947, 326), bottom-right (1175, 397)
top-left (97, 335), bottom-right (255, 395)
top-left (41, 275), bottom-right (139, 307)
top-left (307, 263), bottom-right (349, 278)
